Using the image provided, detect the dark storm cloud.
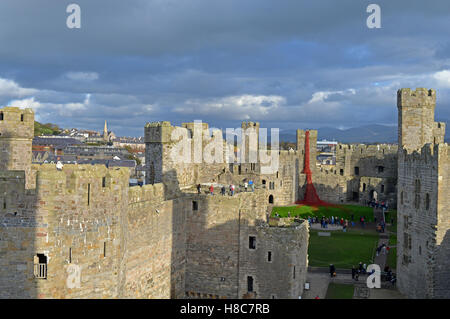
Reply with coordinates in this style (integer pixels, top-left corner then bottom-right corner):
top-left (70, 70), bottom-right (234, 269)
top-left (0, 0), bottom-right (449, 136)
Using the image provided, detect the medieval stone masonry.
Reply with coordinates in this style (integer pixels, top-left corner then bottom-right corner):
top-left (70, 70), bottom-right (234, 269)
top-left (0, 87), bottom-right (448, 298)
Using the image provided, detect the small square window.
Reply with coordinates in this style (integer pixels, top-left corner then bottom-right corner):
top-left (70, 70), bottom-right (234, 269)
top-left (192, 201), bottom-right (198, 211)
top-left (249, 236), bottom-right (256, 249)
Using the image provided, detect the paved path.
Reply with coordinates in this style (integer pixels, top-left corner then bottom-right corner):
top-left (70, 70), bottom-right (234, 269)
top-left (374, 237), bottom-right (389, 270)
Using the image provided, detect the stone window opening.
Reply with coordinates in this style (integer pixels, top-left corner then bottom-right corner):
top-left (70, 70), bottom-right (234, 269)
top-left (425, 193), bottom-right (430, 210)
top-left (354, 167), bottom-right (360, 176)
top-left (267, 251), bottom-right (272, 262)
top-left (0, 112), bottom-right (3, 120)
top-left (339, 169), bottom-right (343, 176)
top-left (414, 194), bottom-right (420, 209)
top-left (362, 183), bottom-right (366, 192)
top-left (401, 191), bottom-right (404, 205)
top-left (247, 276), bottom-right (254, 292)
top-left (293, 266), bottom-right (296, 279)
top-left (414, 179), bottom-right (421, 193)
top-left (381, 185), bottom-right (385, 194)
top-left (103, 242), bottom-right (107, 257)
top-left (20, 114), bottom-right (24, 122)
top-left (69, 247), bottom-right (72, 263)
top-left (192, 201), bottom-right (198, 211)
top-left (102, 177), bottom-right (106, 187)
top-left (3, 200), bottom-right (5, 209)
top-left (34, 253), bottom-right (48, 279)
top-left (377, 166), bottom-right (384, 173)
top-left (249, 236), bottom-right (256, 249)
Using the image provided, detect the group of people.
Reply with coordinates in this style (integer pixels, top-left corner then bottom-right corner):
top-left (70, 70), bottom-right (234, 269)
top-left (197, 184), bottom-right (237, 196)
top-left (307, 216), bottom-right (355, 232)
top-left (369, 200), bottom-right (389, 212)
top-left (197, 179), bottom-right (256, 196)
top-left (376, 220), bottom-right (386, 233)
top-left (384, 265), bottom-right (397, 286)
top-left (351, 262), bottom-right (368, 280)
top-left (376, 243), bottom-right (390, 256)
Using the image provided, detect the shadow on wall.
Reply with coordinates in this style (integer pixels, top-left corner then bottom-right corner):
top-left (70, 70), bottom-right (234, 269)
top-left (434, 229), bottom-right (450, 299)
top-left (0, 171), bottom-right (38, 298)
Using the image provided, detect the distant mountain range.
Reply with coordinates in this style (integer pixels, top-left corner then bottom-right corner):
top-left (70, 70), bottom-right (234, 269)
top-left (279, 124), bottom-right (450, 144)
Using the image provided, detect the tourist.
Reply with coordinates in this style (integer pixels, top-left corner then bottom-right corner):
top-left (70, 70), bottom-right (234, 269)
top-left (358, 262), bottom-right (363, 274)
top-left (351, 266), bottom-right (356, 280)
top-left (363, 263), bottom-right (367, 274)
top-left (221, 186), bottom-right (226, 196)
top-left (249, 179), bottom-right (254, 192)
top-left (329, 264), bottom-right (336, 278)
top-left (244, 181), bottom-right (248, 192)
top-left (230, 184), bottom-right (235, 196)
top-left (197, 184), bottom-right (201, 194)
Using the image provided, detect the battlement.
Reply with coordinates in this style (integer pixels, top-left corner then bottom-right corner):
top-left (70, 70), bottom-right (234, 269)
top-left (398, 142), bottom-right (445, 164)
top-left (337, 143), bottom-right (398, 154)
top-left (128, 183), bottom-right (165, 203)
top-left (33, 164), bottom-right (129, 195)
top-left (397, 88), bottom-right (436, 107)
top-left (0, 106), bottom-right (34, 139)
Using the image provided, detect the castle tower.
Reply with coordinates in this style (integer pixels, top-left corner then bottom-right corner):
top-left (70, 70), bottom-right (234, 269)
top-left (0, 107), bottom-right (34, 188)
top-left (396, 88), bottom-right (450, 299)
top-left (241, 121), bottom-right (260, 173)
top-left (397, 88), bottom-right (445, 153)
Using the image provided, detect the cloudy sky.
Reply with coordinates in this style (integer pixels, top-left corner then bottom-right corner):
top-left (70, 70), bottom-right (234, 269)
top-left (1, 0), bottom-right (450, 136)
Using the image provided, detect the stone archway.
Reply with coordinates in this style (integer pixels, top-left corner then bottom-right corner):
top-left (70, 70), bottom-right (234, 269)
top-left (268, 195), bottom-right (274, 204)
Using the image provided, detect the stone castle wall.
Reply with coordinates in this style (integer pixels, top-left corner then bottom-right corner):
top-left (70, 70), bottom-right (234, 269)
top-left (0, 110), bottom-right (309, 300)
top-left (397, 88), bottom-right (450, 299)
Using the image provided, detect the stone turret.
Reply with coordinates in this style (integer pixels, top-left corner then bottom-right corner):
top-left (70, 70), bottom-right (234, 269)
top-left (0, 106), bottom-right (34, 188)
top-left (397, 88), bottom-right (445, 153)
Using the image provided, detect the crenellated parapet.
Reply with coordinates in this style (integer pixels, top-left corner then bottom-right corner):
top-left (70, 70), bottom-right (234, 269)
top-left (128, 183), bottom-right (165, 204)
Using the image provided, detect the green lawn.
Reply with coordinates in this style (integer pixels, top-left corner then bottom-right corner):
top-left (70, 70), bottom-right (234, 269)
top-left (325, 283), bottom-right (354, 299)
top-left (272, 204), bottom-right (376, 222)
top-left (308, 229), bottom-right (378, 269)
top-left (272, 205), bottom-right (398, 226)
top-left (386, 247), bottom-right (397, 270)
top-left (389, 234), bottom-right (397, 246)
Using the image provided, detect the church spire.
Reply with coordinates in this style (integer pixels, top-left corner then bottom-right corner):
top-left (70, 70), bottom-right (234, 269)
top-left (103, 120), bottom-right (108, 141)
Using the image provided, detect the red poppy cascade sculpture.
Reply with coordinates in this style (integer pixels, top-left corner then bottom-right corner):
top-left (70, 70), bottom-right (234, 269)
top-left (295, 130), bottom-right (333, 206)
